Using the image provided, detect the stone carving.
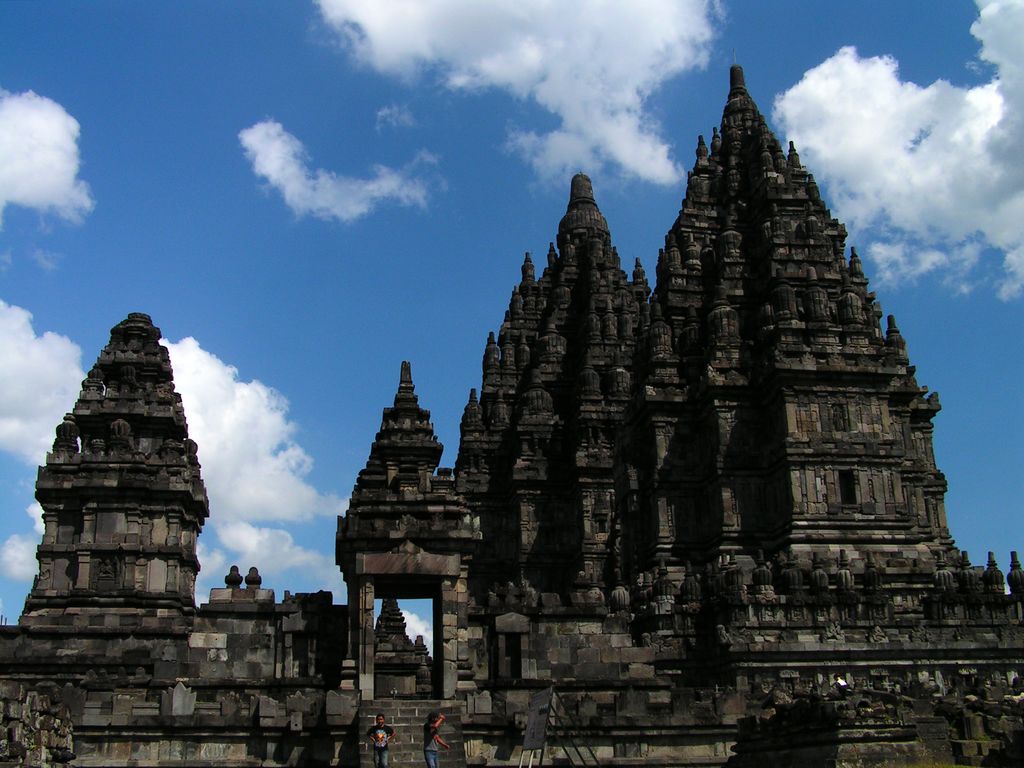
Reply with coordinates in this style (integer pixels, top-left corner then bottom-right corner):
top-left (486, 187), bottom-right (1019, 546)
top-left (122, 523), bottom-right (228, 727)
top-left (1, 63), bottom-right (1022, 768)
top-left (820, 621), bottom-right (845, 643)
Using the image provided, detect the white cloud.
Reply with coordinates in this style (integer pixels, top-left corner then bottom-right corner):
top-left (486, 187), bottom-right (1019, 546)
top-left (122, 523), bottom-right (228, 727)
top-left (868, 239), bottom-right (983, 294)
top-left (315, 0), bottom-right (720, 184)
top-left (239, 119), bottom-right (432, 223)
top-left (402, 608), bottom-right (433, 655)
top-left (0, 506), bottom-right (46, 593)
top-left (0, 533), bottom-right (37, 581)
top-left (773, 0), bottom-right (1024, 299)
top-left (32, 249), bottom-right (60, 272)
top-left (194, 539), bottom-right (229, 601)
top-left (376, 103), bottom-right (415, 130)
top-left (0, 87), bottom-right (93, 227)
top-left (0, 300), bottom-right (84, 465)
top-left (166, 339), bottom-right (348, 603)
top-left (26, 502), bottom-right (44, 536)
top-left (211, 521), bottom-right (343, 593)
top-left (165, 337), bottom-right (346, 523)
top-left (195, 523), bottom-right (345, 604)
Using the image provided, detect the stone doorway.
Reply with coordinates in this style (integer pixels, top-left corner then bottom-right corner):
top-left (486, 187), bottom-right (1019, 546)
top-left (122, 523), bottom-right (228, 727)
top-left (347, 542), bottom-right (471, 702)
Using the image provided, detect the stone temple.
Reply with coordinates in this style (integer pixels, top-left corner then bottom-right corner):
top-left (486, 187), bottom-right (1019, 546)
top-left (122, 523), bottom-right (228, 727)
top-left (2, 65), bottom-right (1023, 767)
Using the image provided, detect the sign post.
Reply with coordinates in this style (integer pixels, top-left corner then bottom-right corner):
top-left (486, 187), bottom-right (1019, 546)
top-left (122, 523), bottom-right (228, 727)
top-left (518, 686), bottom-right (553, 768)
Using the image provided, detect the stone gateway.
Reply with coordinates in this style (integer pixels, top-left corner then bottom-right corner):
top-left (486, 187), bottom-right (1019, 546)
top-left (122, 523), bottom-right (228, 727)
top-left (2, 66), bottom-right (1022, 768)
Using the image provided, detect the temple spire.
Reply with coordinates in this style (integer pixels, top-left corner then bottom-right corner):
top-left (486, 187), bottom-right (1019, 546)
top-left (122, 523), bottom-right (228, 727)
top-left (353, 360), bottom-right (443, 495)
top-left (558, 172), bottom-right (610, 249)
top-left (729, 63), bottom-right (746, 95)
top-left (23, 312), bottom-right (209, 628)
top-left (724, 62), bottom-right (756, 121)
top-left (395, 359), bottom-right (417, 405)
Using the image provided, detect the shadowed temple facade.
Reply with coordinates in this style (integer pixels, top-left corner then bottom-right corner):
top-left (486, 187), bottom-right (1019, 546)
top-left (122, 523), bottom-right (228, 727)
top-left (2, 66), bottom-right (1022, 767)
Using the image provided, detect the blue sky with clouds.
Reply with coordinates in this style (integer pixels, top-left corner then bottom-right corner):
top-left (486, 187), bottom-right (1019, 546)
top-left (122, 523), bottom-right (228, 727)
top-left (1, 1), bottom-right (1022, 639)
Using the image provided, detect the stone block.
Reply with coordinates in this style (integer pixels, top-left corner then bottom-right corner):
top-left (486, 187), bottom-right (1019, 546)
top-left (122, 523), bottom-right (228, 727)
top-left (112, 693), bottom-right (134, 715)
top-left (325, 690), bottom-right (358, 721)
top-left (578, 698), bottom-right (598, 717)
top-left (964, 713), bottom-right (986, 740)
top-left (618, 646), bottom-right (656, 663)
top-left (545, 646), bottom-right (565, 664)
top-left (574, 662), bottom-right (607, 679)
top-left (627, 663), bottom-right (655, 680)
top-left (258, 695), bottom-right (278, 719)
top-left (474, 690), bottom-right (492, 715)
top-left (81, 712), bottom-right (112, 726)
top-left (955, 740), bottom-right (979, 757)
top-left (132, 701), bottom-right (160, 717)
top-left (585, 633), bottom-right (611, 649)
top-left (608, 632), bottom-right (631, 648)
top-left (539, 593), bottom-right (562, 608)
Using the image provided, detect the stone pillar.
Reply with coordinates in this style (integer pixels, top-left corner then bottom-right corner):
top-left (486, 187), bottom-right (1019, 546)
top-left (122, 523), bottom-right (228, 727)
top-left (75, 553), bottom-right (92, 590)
top-left (456, 563), bottom-right (478, 693)
top-left (355, 576), bottom-right (375, 699)
top-left (441, 576), bottom-right (458, 699)
top-left (337, 575), bottom-right (359, 690)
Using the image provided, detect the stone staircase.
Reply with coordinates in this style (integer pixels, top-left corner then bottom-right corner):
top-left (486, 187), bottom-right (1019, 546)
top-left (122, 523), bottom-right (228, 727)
top-left (358, 700), bottom-right (467, 768)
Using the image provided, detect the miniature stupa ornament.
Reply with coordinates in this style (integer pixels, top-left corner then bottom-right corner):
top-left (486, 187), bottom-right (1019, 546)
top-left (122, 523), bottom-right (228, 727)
top-left (558, 172), bottom-right (609, 245)
top-left (7, 64), bottom-right (1021, 768)
top-left (729, 62), bottom-right (746, 93)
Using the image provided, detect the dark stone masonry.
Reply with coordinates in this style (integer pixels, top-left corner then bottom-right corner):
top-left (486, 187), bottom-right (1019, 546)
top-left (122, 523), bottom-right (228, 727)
top-left (2, 66), bottom-right (1022, 767)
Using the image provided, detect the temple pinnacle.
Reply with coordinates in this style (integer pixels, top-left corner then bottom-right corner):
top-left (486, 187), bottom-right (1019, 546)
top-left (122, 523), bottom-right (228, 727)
top-left (558, 172), bottom-right (609, 248)
top-left (569, 172), bottom-right (596, 205)
top-left (729, 63), bottom-right (746, 93)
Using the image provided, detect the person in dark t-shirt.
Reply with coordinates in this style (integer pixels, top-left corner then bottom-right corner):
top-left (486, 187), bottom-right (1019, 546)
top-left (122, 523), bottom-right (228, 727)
top-left (367, 713), bottom-right (395, 768)
top-left (423, 711), bottom-right (450, 768)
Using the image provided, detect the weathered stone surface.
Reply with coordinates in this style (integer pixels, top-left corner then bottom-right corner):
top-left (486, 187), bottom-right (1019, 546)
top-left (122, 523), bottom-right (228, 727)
top-left (0, 63), bottom-right (1021, 768)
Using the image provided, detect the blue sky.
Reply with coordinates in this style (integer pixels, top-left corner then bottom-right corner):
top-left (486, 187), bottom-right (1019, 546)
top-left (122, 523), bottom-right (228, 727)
top-left (1, 1), bottom-right (1022, 641)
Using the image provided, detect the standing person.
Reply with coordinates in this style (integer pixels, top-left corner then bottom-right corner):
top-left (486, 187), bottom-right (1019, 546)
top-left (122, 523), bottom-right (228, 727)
top-left (367, 713), bottom-right (395, 768)
top-left (423, 711), bottom-right (450, 768)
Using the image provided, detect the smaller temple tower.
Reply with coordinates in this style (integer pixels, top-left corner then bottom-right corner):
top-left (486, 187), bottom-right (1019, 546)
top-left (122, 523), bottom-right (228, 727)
top-left (337, 362), bottom-right (480, 700)
top-left (22, 313), bottom-right (209, 632)
top-left (456, 173), bottom-right (648, 606)
top-left (373, 597), bottom-right (433, 697)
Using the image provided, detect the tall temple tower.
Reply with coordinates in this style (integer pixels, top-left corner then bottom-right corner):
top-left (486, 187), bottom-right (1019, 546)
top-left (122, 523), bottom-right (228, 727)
top-left (456, 173), bottom-right (649, 604)
top-left (459, 65), bottom-right (954, 601)
top-left (456, 65), bottom-right (982, 692)
top-left (1, 64), bottom-right (1021, 768)
top-left (617, 64), bottom-right (952, 584)
top-left (21, 313), bottom-right (209, 631)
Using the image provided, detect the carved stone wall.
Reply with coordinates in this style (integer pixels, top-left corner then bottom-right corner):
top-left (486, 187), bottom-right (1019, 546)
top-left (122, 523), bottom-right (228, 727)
top-left (0, 64), bottom-right (1021, 768)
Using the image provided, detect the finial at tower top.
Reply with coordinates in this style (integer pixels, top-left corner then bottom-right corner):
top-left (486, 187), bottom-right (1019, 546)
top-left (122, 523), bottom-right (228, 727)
top-left (569, 172), bottom-right (596, 205)
top-left (730, 63), bottom-right (746, 93)
top-left (394, 360), bottom-right (417, 405)
top-left (558, 172), bottom-right (609, 247)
